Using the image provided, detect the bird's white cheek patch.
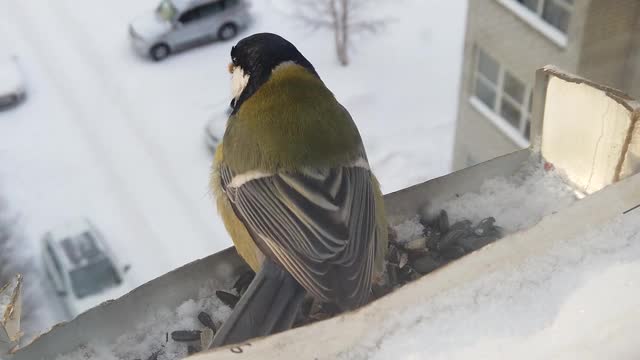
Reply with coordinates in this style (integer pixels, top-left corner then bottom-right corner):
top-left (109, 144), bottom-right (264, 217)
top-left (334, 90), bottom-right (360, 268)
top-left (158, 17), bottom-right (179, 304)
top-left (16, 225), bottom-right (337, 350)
top-left (231, 66), bottom-right (250, 100)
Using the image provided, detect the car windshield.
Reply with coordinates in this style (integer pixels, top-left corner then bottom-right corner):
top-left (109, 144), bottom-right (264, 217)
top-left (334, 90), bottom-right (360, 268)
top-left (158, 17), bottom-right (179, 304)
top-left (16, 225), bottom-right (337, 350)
top-left (155, 0), bottom-right (177, 21)
top-left (69, 258), bottom-right (122, 299)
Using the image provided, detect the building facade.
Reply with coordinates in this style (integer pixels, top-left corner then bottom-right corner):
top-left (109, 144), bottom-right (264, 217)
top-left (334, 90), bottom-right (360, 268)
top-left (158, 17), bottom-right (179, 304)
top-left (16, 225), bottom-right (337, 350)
top-left (452, 0), bottom-right (640, 169)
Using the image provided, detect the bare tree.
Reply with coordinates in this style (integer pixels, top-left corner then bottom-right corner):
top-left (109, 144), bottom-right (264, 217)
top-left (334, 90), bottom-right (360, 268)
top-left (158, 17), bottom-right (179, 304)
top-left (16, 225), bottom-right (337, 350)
top-left (295, 0), bottom-right (388, 66)
top-left (0, 199), bottom-right (40, 340)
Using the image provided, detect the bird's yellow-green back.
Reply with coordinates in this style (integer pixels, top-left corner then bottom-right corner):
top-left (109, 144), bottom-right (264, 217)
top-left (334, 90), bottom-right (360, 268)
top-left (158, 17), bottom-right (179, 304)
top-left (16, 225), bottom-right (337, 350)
top-left (222, 64), bottom-right (364, 173)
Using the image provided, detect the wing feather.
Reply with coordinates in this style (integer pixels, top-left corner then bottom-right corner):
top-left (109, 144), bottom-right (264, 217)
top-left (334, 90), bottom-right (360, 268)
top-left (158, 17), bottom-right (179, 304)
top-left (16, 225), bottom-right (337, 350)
top-left (221, 163), bottom-right (377, 309)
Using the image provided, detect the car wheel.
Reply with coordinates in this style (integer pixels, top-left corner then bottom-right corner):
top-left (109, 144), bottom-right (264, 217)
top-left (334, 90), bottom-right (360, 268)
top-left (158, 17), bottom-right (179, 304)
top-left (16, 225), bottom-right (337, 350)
top-left (150, 44), bottom-right (170, 61)
top-left (218, 23), bottom-right (238, 41)
top-left (0, 94), bottom-right (18, 108)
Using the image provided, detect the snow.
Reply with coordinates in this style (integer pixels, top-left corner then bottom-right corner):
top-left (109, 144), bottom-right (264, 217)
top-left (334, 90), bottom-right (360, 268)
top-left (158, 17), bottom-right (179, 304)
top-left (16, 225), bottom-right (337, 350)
top-left (441, 162), bottom-right (578, 233)
top-left (0, 0), bottom-right (467, 335)
top-left (392, 161), bottom-right (577, 244)
top-left (343, 208), bottom-right (640, 360)
top-left (55, 281), bottom-right (232, 360)
top-left (393, 216), bottom-right (424, 244)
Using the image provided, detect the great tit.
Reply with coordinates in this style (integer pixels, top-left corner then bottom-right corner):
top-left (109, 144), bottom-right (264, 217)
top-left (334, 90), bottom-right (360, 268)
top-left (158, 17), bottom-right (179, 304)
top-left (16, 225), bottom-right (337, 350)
top-left (210, 33), bottom-right (387, 346)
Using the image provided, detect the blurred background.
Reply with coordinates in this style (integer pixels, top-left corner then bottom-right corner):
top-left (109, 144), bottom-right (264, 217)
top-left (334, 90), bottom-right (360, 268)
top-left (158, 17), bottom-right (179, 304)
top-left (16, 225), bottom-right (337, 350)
top-left (0, 0), bottom-right (637, 340)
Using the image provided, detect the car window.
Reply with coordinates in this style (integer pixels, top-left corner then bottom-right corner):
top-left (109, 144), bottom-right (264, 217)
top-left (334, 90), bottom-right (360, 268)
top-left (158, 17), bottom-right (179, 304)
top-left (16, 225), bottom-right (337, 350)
top-left (198, 2), bottom-right (224, 17)
top-left (46, 242), bottom-right (64, 278)
top-left (178, 7), bottom-right (201, 23)
top-left (69, 258), bottom-right (122, 299)
top-left (61, 231), bottom-right (102, 265)
top-left (223, 0), bottom-right (239, 9)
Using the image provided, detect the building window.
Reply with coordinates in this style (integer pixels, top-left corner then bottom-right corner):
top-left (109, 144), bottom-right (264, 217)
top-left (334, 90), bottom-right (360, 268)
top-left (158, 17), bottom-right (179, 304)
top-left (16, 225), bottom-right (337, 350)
top-left (515, 0), bottom-right (573, 33)
top-left (472, 48), bottom-right (532, 145)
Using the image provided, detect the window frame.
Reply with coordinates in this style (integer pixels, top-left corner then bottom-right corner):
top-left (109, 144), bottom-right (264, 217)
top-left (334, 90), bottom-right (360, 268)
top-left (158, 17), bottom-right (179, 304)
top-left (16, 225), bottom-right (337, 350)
top-left (540, 0), bottom-right (572, 33)
top-left (496, 0), bottom-right (572, 48)
top-left (471, 47), bottom-right (532, 147)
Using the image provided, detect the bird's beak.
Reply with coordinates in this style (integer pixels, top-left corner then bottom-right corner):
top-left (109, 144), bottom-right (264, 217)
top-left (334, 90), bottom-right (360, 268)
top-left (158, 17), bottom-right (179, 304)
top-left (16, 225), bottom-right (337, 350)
top-left (228, 63), bottom-right (235, 74)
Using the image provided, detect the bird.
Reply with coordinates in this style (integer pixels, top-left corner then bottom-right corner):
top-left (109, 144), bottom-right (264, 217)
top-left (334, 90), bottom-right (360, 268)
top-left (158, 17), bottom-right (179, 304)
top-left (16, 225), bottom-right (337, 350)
top-left (210, 33), bottom-right (387, 347)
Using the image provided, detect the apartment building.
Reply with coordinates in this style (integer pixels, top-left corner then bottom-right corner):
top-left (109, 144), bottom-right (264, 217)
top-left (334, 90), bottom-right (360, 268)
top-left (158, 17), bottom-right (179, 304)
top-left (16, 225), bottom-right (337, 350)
top-left (452, 0), bottom-right (640, 169)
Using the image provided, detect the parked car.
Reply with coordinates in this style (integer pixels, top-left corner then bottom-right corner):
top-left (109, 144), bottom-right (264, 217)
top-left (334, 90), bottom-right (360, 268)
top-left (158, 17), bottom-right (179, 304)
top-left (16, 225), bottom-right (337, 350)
top-left (0, 56), bottom-right (25, 109)
top-left (204, 103), bottom-right (231, 152)
top-left (129, 0), bottom-right (251, 61)
top-left (41, 219), bottom-right (131, 318)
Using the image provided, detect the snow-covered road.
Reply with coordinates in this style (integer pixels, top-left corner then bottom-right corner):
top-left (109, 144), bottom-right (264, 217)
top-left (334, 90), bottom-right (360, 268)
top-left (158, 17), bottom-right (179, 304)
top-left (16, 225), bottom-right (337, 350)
top-left (0, 0), bottom-right (467, 334)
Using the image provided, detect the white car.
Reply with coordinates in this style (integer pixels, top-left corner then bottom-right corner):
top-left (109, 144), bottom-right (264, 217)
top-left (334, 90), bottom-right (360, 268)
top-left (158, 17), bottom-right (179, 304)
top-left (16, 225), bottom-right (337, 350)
top-left (0, 56), bottom-right (25, 109)
top-left (41, 219), bottom-right (131, 318)
top-left (129, 0), bottom-right (251, 61)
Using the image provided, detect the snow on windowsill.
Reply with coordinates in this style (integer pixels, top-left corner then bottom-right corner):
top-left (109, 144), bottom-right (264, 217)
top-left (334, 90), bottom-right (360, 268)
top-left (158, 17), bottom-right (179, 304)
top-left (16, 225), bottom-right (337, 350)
top-left (496, 0), bottom-right (569, 48)
top-left (469, 96), bottom-right (530, 149)
top-left (55, 281), bottom-right (233, 360)
top-left (346, 206), bottom-right (640, 359)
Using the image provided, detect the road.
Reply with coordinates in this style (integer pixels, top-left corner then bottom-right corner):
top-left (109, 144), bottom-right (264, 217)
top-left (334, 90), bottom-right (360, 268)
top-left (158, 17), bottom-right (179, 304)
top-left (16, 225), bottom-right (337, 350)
top-left (0, 0), bottom-right (234, 331)
top-left (0, 0), bottom-right (466, 338)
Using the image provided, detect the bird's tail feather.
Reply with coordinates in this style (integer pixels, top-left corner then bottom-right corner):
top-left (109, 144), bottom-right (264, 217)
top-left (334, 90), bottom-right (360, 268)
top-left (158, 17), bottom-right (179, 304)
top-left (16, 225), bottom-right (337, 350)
top-left (211, 258), bottom-right (306, 348)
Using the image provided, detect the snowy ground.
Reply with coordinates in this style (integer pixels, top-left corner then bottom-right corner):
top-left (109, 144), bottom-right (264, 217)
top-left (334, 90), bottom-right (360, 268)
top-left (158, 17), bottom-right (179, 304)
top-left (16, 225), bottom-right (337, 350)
top-left (0, 0), bottom-right (467, 334)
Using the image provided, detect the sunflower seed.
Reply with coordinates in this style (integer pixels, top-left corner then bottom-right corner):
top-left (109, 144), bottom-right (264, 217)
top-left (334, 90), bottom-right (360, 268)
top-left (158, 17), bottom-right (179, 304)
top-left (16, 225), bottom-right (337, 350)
top-left (438, 210), bottom-right (450, 233)
top-left (233, 271), bottom-right (256, 294)
top-left (458, 234), bottom-right (501, 252)
top-left (449, 220), bottom-right (472, 232)
top-left (423, 226), bottom-right (441, 250)
top-left (403, 237), bottom-right (427, 251)
top-left (171, 330), bottom-right (201, 342)
top-left (439, 245), bottom-right (467, 261)
top-left (398, 251), bottom-right (409, 269)
top-left (437, 228), bottom-right (471, 250)
top-left (200, 328), bottom-right (215, 351)
top-left (473, 217), bottom-right (496, 236)
top-left (410, 254), bottom-right (442, 275)
top-left (197, 311), bottom-right (216, 332)
top-left (216, 290), bottom-right (240, 308)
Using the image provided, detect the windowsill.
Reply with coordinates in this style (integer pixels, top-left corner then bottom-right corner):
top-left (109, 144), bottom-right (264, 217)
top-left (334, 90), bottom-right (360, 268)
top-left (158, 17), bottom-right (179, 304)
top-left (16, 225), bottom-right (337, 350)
top-left (496, 0), bottom-right (569, 49)
top-left (469, 96), bottom-right (531, 149)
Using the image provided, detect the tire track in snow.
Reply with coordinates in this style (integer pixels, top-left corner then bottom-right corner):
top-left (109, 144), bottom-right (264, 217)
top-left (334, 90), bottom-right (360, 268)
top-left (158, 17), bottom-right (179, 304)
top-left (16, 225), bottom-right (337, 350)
top-left (1, 1), bottom-right (172, 275)
top-left (6, 1), bottom-right (214, 269)
top-left (47, 0), bottom-right (223, 251)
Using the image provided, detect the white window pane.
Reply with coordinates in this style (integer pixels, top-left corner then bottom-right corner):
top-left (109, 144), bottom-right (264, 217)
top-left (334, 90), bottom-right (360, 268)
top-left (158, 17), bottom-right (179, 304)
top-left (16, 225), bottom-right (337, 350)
top-left (543, 0), bottom-right (571, 33)
top-left (516, 0), bottom-right (539, 12)
top-left (500, 100), bottom-right (521, 129)
top-left (477, 49), bottom-right (499, 83)
top-left (503, 72), bottom-right (525, 104)
top-left (475, 78), bottom-right (497, 108)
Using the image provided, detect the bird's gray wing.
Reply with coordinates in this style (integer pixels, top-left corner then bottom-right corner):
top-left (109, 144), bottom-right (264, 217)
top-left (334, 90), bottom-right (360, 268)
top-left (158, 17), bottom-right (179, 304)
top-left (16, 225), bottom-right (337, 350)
top-left (221, 163), bottom-right (377, 309)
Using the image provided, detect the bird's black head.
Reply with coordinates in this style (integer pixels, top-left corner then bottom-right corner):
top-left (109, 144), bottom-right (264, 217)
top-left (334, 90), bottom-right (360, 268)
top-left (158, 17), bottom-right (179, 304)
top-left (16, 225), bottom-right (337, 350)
top-left (228, 33), bottom-right (319, 113)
